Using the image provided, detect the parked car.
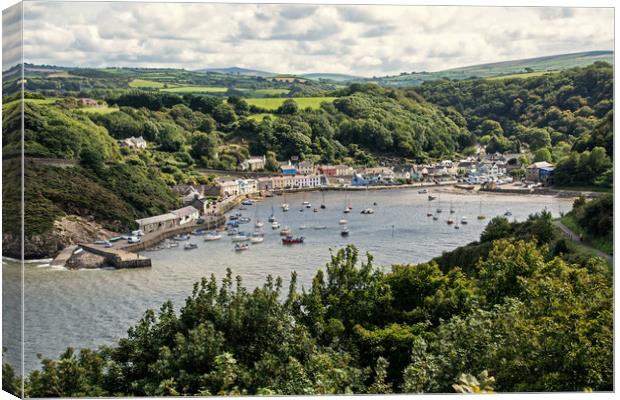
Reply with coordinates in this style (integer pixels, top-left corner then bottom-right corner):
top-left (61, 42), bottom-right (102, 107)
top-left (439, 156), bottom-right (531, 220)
top-left (127, 236), bottom-right (141, 244)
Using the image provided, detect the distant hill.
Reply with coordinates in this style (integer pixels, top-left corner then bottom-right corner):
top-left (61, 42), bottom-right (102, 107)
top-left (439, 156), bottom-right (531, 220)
top-left (300, 73), bottom-right (365, 82)
top-left (371, 50), bottom-right (613, 87)
top-left (197, 67), bottom-right (275, 77)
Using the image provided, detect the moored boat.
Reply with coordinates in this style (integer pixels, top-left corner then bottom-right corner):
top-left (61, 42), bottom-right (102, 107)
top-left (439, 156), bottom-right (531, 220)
top-left (340, 226), bottom-right (350, 237)
top-left (234, 243), bottom-right (249, 251)
top-left (250, 236), bottom-right (264, 244)
top-left (271, 221), bottom-right (281, 229)
top-left (280, 227), bottom-right (291, 236)
top-left (447, 218), bottom-right (454, 225)
top-left (282, 235), bottom-right (304, 245)
top-left (231, 234), bottom-right (250, 242)
top-left (339, 218), bottom-right (348, 225)
top-left (461, 216), bottom-right (468, 225)
top-left (204, 232), bottom-right (222, 241)
top-left (184, 243), bottom-right (198, 250)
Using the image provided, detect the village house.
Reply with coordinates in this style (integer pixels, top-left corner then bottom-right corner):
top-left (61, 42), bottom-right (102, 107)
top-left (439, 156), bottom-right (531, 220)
top-left (119, 136), bottom-right (147, 149)
top-left (79, 97), bottom-right (100, 107)
top-left (240, 155), bottom-right (266, 171)
top-left (135, 213), bottom-right (179, 234)
top-left (189, 195), bottom-right (210, 215)
top-left (238, 179), bottom-right (258, 195)
top-left (269, 174), bottom-right (327, 189)
top-left (526, 161), bottom-right (554, 183)
top-left (297, 160), bottom-right (315, 175)
top-left (351, 173), bottom-right (369, 186)
top-left (204, 179), bottom-right (240, 198)
top-left (171, 206), bottom-right (200, 225)
top-left (361, 167), bottom-right (395, 183)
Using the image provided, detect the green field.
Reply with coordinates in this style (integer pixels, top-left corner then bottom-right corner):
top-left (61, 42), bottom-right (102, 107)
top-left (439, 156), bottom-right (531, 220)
top-left (250, 88), bottom-right (290, 96)
top-left (247, 113), bottom-right (278, 122)
top-left (78, 106), bottom-right (119, 114)
top-left (245, 97), bottom-right (336, 110)
top-left (487, 71), bottom-right (559, 80)
top-left (161, 86), bottom-right (230, 93)
top-left (2, 97), bottom-right (58, 109)
top-left (128, 79), bottom-right (167, 88)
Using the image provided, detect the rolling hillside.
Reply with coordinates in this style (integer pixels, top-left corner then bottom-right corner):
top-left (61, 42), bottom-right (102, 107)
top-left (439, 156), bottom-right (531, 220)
top-left (196, 66), bottom-right (275, 77)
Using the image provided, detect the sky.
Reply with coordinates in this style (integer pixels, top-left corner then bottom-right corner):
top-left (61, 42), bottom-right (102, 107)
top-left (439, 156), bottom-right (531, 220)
top-left (2, 1), bottom-right (615, 76)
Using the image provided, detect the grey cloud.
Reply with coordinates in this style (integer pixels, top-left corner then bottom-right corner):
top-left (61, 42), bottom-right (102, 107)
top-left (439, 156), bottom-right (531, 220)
top-left (279, 5), bottom-right (317, 20)
top-left (361, 25), bottom-right (397, 38)
top-left (538, 8), bottom-right (576, 20)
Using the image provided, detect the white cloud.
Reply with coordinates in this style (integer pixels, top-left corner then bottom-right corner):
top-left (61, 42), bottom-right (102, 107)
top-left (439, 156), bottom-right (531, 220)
top-left (17, 2), bottom-right (614, 76)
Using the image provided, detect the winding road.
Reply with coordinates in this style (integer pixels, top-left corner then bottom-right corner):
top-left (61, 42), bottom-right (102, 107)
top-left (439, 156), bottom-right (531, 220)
top-left (553, 220), bottom-right (612, 263)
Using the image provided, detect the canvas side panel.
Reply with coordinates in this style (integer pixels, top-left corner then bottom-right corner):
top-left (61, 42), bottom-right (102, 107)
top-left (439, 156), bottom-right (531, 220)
top-left (2, 1), bottom-right (24, 398)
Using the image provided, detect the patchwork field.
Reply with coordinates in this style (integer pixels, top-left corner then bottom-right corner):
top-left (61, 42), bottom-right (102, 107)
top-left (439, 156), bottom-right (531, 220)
top-left (128, 79), bottom-right (167, 88)
top-left (244, 96), bottom-right (337, 110)
top-left (161, 86), bottom-right (230, 93)
top-left (487, 71), bottom-right (559, 80)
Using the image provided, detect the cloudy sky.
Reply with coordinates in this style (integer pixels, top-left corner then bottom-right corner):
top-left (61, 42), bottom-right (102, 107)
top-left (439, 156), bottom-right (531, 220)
top-left (3, 1), bottom-right (614, 76)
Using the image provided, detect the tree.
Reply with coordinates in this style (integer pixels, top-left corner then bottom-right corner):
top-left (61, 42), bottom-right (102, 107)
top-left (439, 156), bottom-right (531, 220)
top-left (190, 132), bottom-right (219, 165)
top-left (277, 99), bottom-right (299, 115)
top-left (533, 147), bottom-right (552, 163)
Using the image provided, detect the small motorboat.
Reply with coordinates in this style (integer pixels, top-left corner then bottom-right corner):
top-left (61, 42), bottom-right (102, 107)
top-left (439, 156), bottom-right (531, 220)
top-left (268, 215), bottom-right (276, 222)
top-left (419, 189), bottom-right (428, 194)
top-left (239, 206), bottom-right (247, 211)
top-left (306, 203), bottom-right (312, 208)
top-left (461, 217), bottom-right (468, 225)
top-left (455, 224), bottom-right (460, 230)
top-left (241, 199), bottom-right (253, 206)
top-left (234, 243), bottom-right (249, 252)
top-left (280, 227), bottom-right (292, 236)
top-left (229, 215), bottom-right (239, 221)
top-left (314, 225), bottom-right (327, 230)
top-left (320, 204), bottom-right (326, 209)
top-left (281, 203), bottom-right (289, 212)
top-left (205, 232), bottom-right (222, 241)
top-left (428, 195), bottom-right (436, 201)
top-left (299, 225), bottom-right (308, 230)
top-left (238, 217), bottom-right (251, 224)
top-left (173, 234), bottom-right (190, 241)
top-left (255, 221), bottom-right (264, 228)
top-left (302, 200), bottom-right (310, 206)
top-left (477, 215), bottom-right (486, 220)
top-left (339, 219), bottom-right (348, 225)
top-left (299, 208), bottom-right (304, 212)
top-left (271, 221), bottom-right (281, 229)
top-left (250, 236), bottom-right (264, 244)
top-left (314, 208), bottom-right (318, 213)
top-left (360, 208), bottom-right (375, 214)
top-left (231, 234), bottom-right (250, 242)
top-left (184, 243), bottom-right (198, 250)
top-left (343, 207), bottom-right (351, 214)
top-left (436, 208), bottom-right (443, 214)
top-left (340, 226), bottom-right (350, 237)
top-left (191, 229), bottom-right (206, 236)
top-left (504, 211), bottom-right (513, 217)
top-left (282, 235), bottom-right (304, 245)
top-left (227, 228), bottom-right (239, 236)
top-left (432, 215), bottom-right (439, 221)
top-left (447, 218), bottom-right (454, 225)
top-left (426, 212), bottom-right (433, 217)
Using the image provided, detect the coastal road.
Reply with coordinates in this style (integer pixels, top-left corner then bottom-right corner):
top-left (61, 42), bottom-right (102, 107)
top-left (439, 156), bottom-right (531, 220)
top-left (552, 220), bottom-right (612, 263)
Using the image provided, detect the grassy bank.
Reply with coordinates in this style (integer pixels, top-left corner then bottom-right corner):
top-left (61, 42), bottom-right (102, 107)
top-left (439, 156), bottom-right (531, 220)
top-left (560, 214), bottom-right (613, 255)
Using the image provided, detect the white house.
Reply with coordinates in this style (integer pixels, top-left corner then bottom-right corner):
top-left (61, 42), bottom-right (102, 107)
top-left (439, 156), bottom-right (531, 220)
top-left (171, 206), bottom-right (200, 225)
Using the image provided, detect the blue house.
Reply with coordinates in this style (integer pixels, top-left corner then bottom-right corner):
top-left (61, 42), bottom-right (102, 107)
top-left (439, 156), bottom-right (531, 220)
top-left (281, 166), bottom-right (297, 175)
top-left (539, 167), bottom-right (554, 185)
top-left (351, 173), bottom-right (369, 186)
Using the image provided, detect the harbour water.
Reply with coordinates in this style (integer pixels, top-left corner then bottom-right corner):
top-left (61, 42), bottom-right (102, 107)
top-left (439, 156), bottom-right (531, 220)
top-left (3, 188), bottom-right (572, 373)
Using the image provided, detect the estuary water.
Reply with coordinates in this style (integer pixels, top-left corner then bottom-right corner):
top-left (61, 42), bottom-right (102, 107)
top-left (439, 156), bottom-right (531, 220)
top-left (3, 188), bottom-right (572, 373)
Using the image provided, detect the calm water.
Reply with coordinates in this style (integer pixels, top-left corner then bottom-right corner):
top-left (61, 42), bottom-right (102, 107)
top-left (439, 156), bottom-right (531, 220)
top-left (3, 188), bottom-right (572, 372)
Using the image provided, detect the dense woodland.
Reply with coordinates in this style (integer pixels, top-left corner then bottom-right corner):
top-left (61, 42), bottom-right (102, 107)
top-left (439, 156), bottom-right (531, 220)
top-left (2, 208), bottom-right (613, 396)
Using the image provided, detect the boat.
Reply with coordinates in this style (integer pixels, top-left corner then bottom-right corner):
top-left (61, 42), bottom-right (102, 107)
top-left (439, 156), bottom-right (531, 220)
top-left (231, 234), bottom-right (250, 242)
top-left (339, 218), bottom-right (348, 225)
top-left (432, 215), bottom-right (439, 221)
top-left (313, 208), bottom-right (318, 212)
top-left (449, 201), bottom-right (455, 214)
top-left (229, 215), bottom-right (239, 221)
top-left (238, 217), bottom-right (251, 224)
top-left (306, 203), bottom-right (312, 208)
top-left (477, 198), bottom-right (486, 220)
top-left (234, 243), bottom-right (249, 251)
top-left (340, 226), bottom-right (350, 237)
top-left (504, 211), bottom-right (512, 217)
top-left (343, 193), bottom-right (351, 213)
top-left (373, 202), bottom-right (378, 206)
top-left (299, 225), bottom-right (308, 230)
top-left (447, 218), bottom-right (454, 225)
top-left (455, 224), bottom-right (460, 230)
top-left (239, 206), bottom-right (247, 211)
top-left (361, 208), bottom-right (375, 214)
top-left (255, 221), bottom-right (264, 228)
top-left (271, 221), bottom-right (281, 229)
top-left (227, 228), bottom-right (239, 236)
top-left (204, 232), bottom-right (222, 241)
top-left (343, 207), bottom-right (351, 214)
top-left (191, 229), bottom-right (206, 236)
top-left (428, 195), bottom-right (436, 201)
top-left (302, 200), bottom-right (310, 207)
top-left (314, 225), bottom-right (327, 230)
top-left (173, 234), bottom-right (190, 241)
top-left (241, 199), bottom-right (253, 206)
top-left (169, 242), bottom-right (179, 248)
top-left (280, 227), bottom-right (292, 236)
top-left (299, 208), bottom-right (304, 212)
top-left (427, 211), bottom-right (433, 217)
top-left (268, 206), bottom-right (276, 222)
top-left (418, 189), bottom-right (428, 194)
top-left (320, 192), bottom-right (326, 209)
top-left (461, 217), bottom-right (468, 225)
top-left (265, 192), bottom-right (274, 197)
top-left (184, 243), bottom-right (198, 250)
top-left (282, 204), bottom-right (289, 212)
top-left (282, 235), bottom-right (304, 245)
top-left (250, 236), bottom-right (264, 244)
